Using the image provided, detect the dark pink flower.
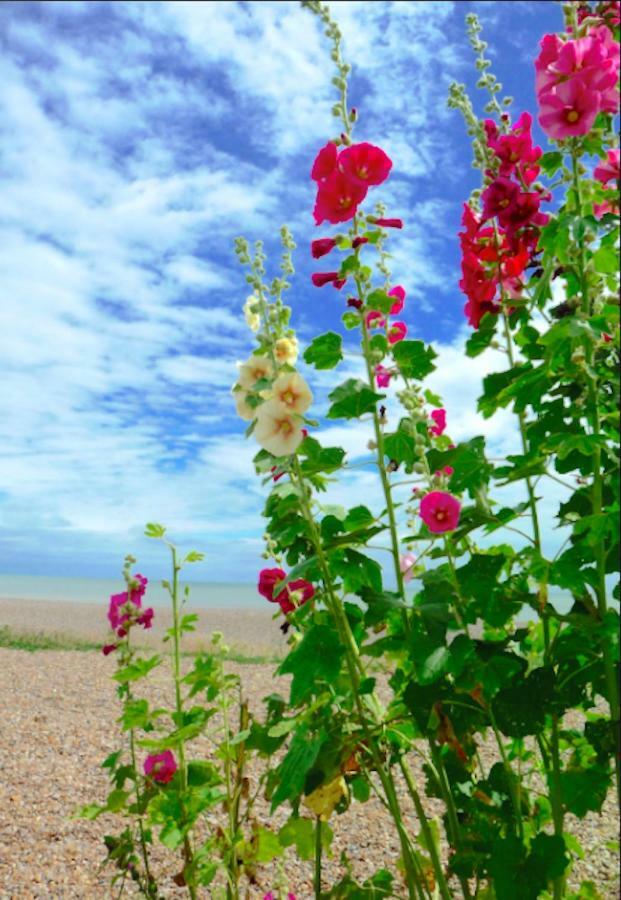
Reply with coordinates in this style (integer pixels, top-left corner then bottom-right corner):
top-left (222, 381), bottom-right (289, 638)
top-left (419, 491), bottom-right (461, 534)
top-left (102, 643), bottom-right (117, 656)
top-left (388, 321), bottom-right (407, 344)
top-left (400, 552), bottom-right (416, 583)
top-left (258, 568), bottom-right (287, 602)
top-left (594, 148), bottom-right (620, 184)
top-left (375, 364), bottom-right (393, 388)
top-left (313, 170), bottom-right (368, 225)
top-left (311, 237), bottom-right (337, 259)
top-left (481, 177), bottom-right (520, 222)
top-left (429, 408), bottom-right (447, 436)
top-left (366, 310), bottom-right (386, 329)
top-left (388, 285), bottom-right (406, 315)
top-left (311, 142), bottom-right (338, 182)
top-left (602, 332), bottom-right (613, 343)
top-left (312, 271), bottom-right (344, 288)
top-left (538, 77), bottom-right (601, 139)
top-left (352, 236), bottom-right (369, 249)
top-left (347, 297), bottom-right (363, 309)
top-left (444, 466), bottom-right (455, 476)
top-left (372, 217), bottom-right (403, 228)
top-left (137, 608), bottom-right (154, 629)
top-left (277, 578), bottom-right (315, 614)
top-left (339, 142), bottom-right (393, 186)
top-left (144, 751), bottom-right (177, 785)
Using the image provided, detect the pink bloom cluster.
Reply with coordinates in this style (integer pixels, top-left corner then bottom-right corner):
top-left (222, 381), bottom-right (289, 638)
top-left (258, 568), bottom-right (315, 614)
top-left (144, 750), bottom-right (177, 784)
top-left (365, 286), bottom-right (408, 383)
top-left (102, 573), bottom-right (154, 655)
top-left (312, 141), bottom-right (392, 226)
top-left (535, 24), bottom-right (620, 139)
top-left (419, 491), bottom-right (461, 534)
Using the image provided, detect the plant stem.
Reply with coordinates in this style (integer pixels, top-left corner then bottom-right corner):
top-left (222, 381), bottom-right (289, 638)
top-left (570, 146), bottom-right (620, 807)
top-left (314, 817), bottom-right (322, 899)
top-left (126, 679), bottom-right (155, 897)
top-left (489, 709), bottom-right (523, 840)
top-left (169, 546), bottom-right (196, 900)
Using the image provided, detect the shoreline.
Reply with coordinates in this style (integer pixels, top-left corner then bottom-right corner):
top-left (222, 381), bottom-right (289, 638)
top-left (0, 596), bottom-right (287, 656)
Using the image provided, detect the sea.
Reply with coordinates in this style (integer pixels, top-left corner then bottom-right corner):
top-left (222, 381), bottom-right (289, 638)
top-left (0, 574), bottom-right (262, 609)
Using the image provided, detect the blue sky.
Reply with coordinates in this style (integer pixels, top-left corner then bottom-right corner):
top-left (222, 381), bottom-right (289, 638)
top-left (0, 0), bottom-right (564, 583)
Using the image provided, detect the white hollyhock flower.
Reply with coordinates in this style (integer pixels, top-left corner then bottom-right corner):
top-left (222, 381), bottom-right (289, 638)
top-left (254, 400), bottom-right (305, 456)
top-left (237, 354), bottom-right (274, 391)
top-left (274, 336), bottom-right (299, 366)
top-left (270, 371), bottom-right (313, 415)
top-left (232, 388), bottom-right (255, 421)
top-left (243, 294), bottom-right (261, 333)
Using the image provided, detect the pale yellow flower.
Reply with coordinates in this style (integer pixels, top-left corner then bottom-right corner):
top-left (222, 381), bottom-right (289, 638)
top-left (232, 387), bottom-right (255, 421)
top-left (274, 336), bottom-right (299, 366)
top-left (270, 371), bottom-right (313, 416)
top-left (254, 400), bottom-right (304, 456)
top-left (303, 776), bottom-right (347, 820)
top-left (243, 294), bottom-right (261, 333)
top-left (237, 355), bottom-right (274, 391)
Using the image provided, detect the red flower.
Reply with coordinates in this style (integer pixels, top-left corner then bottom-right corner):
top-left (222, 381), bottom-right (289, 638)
top-left (277, 579), bottom-right (315, 614)
top-left (372, 217), bottom-right (403, 228)
top-left (313, 170), bottom-right (368, 225)
top-left (312, 271), bottom-right (345, 288)
top-left (388, 285), bottom-right (406, 315)
top-left (258, 568), bottom-right (286, 601)
top-left (102, 644), bottom-right (117, 656)
top-left (311, 237), bottom-right (337, 259)
top-left (429, 408), bottom-right (447, 436)
top-left (481, 177), bottom-right (519, 222)
top-left (366, 310), bottom-right (386, 329)
top-left (311, 142), bottom-right (338, 182)
top-left (144, 751), bottom-right (177, 785)
top-left (339, 142), bottom-right (393, 186)
top-left (388, 321), bottom-right (407, 344)
top-left (352, 236), bottom-right (369, 249)
top-left (419, 491), bottom-right (461, 534)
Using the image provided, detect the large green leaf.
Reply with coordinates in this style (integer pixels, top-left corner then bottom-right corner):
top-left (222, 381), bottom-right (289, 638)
top-left (303, 332), bottom-right (343, 370)
top-left (392, 340), bottom-right (437, 380)
top-left (326, 379), bottom-right (385, 419)
top-left (270, 727), bottom-right (325, 811)
top-left (279, 624), bottom-right (344, 705)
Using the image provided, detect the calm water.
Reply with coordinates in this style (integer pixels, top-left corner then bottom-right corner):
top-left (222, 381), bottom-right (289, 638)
top-left (0, 574), bottom-right (261, 609)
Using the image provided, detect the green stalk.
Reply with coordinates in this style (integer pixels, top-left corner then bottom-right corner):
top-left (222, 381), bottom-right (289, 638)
top-left (126, 678), bottom-right (155, 897)
top-left (314, 817), bottom-right (322, 899)
top-left (168, 546), bottom-right (197, 900)
top-left (222, 695), bottom-right (239, 900)
top-left (570, 147), bottom-right (620, 806)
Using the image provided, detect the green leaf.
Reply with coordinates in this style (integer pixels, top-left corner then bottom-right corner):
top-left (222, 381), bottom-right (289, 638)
top-left (592, 245), bottom-right (619, 274)
top-left (384, 426), bottom-right (416, 467)
top-left (343, 506), bottom-right (375, 531)
top-left (342, 311), bottom-right (360, 330)
top-left (539, 151), bottom-right (563, 176)
top-left (326, 379), bottom-right (385, 420)
top-left (465, 312), bottom-right (497, 358)
top-left (492, 667), bottom-right (555, 736)
top-left (303, 332), bottom-right (343, 370)
top-left (182, 551), bottom-right (205, 564)
top-left (559, 765), bottom-right (612, 818)
top-left (278, 817), bottom-right (316, 860)
top-left (419, 646), bottom-right (451, 685)
top-left (270, 728), bottom-right (324, 811)
top-left (392, 340), bottom-right (437, 380)
top-left (427, 437), bottom-right (492, 497)
top-left (279, 625), bottom-right (344, 705)
top-left (366, 288), bottom-right (394, 314)
top-left (113, 655), bottom-right (161, 683)
top-left (145, 522), bottom-right (166, 538)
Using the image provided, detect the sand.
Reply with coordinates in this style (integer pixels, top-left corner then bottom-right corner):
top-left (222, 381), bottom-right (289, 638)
top-left (0, 599), bottom-right (619, 899)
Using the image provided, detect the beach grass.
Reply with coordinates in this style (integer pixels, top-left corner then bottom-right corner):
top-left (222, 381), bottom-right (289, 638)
top-left (0, 625), bottom-right (281, 665)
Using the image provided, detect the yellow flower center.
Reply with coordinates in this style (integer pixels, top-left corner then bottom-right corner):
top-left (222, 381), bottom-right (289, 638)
top-left (281, 389), bottom-right (296, 406)
top-left (436, 509), bottom-right (446, 521)
top-left (357, 166), bottom-right (368, 179)
top-left (499, 198), bottom-right (510, 208)
top-left (567, 110), bottom-right (579, 123)
top-left (339, 196), bottom-right (352, 208)
top-left (278, 419), bottom-right (294, 436)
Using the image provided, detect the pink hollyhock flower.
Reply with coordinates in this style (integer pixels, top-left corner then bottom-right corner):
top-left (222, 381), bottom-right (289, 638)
top-left (400, 552), bottom-right (416, 583)
top-left (538, 77), bottom-right (601, 139)
top-left (313, 170), bottom-right (368, 225)
top-left (258, 568), bottom-right (287, 602)
top-left (352, 236), bottom-right (369, 249)
top-left (594, 199), bottom-right (620, 218)
top-left (594, 148), bottom-right (620, 185)
top-left (347, 297), bottom-right (363, 309)
top-left (311, 141), bottom-right (338, 182)
top-left (388, 321), bottom-right (407, 344)
top-left (129, 573), bottom-right (148, 601)
top-left (602, 332), bottom-right (613, 343)
top-left (429, 408), bottom-right (447, 436)
top-left (339, 142), bottom-right (393, 186)
top-left (144, 751), bottom-right (177, 785)
top-left (535, 30), bottom-right (618, 104)
top-left (419, 491), bottom-right (461, 534)
top-left (102, 643), bottom-right (117, 656)
top-left (137, 608), bottom-right (154, 629)
top-left (481, 177), bottom-right (519, 223)
top-left (490, 112), bottom-right (543, 184)
top-left (444, 466), bottom-right (455, 476)
top-left (312, 271), bottom-right (345, 288)
top-left (375, 364), bottom-right (392, 388)
top-left (311, 237), bottom-right (337, 259)
top-left (366, 310), bottom-right (386, 329)
top-left (277, 578), bottom-right (315, 614)
top-left (372, 217), bottom-right (403, 228)
top-left (107, 591), bottom-right (141, 633)
top-left (388, 285), bottom-right (406, 315)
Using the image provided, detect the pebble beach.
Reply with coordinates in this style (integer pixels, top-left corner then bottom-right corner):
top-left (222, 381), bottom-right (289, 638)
top-left (0, 598), bottom-right (619, 898)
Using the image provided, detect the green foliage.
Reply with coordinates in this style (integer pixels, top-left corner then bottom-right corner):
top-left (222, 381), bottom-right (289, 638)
top-left (304, 332), bottom-right (344, 369)
top-left (326, 378), bottom-right (385, 419)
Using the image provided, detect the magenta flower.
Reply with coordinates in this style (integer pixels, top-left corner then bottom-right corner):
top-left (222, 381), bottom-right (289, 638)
top-left (102, 643), bottom-right (117, 656)
top-left (137, 608), bottom-right (154, 629)
top-left (311, 237), bottom-right (337, 259)
top-left (311, 141), bottom-right (338, 182)
top-left (594, 149), bottom-right (620, 185)
top-left (311, 271), bottom-right (346, 289)
top-left (352, 236), bottom-right (369, 249)
top-left (258, 568), bottom-right (287, 602)
top-left (429, 408), bottom-right (447, 436)
top-left (388, 285), bottom-right (406, 315)
top-left (419, 491), bottom-right (461, 534)
top-left (277, 579), bottom-right (315, 614)
top-left (375, 364), bottom-right (393, 388)
top-left (538, 77), bottom-right (601, 139)
top-left (366, 310), bottom-right (386, 329)
top-left (144, 751), bottom-right (177, 785)
top-left (339, 142), bottom-right (393, 186)
top-left (372, 217), bottom-right (403, 228)
top-left (388, 321), bottom-right (407, 345)
top-left (313, 170), bottom-right (368, 225)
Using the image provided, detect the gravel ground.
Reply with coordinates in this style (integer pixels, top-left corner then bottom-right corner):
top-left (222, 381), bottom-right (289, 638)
top-left (1, 647), bottom-right (619, 900)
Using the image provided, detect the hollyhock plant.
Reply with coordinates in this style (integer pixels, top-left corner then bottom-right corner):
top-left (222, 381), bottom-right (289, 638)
top-left (338, 141), bottom-right (393, 186)
top-left (375, 364), bottom-right (393, 388)
top-left (144, 751), bottom-right (177, 785)
top-left (274, 337), bottom-right (299, 366)
top-left (594, 148), bottom-right (620, 184)
top-left (311, 141), bottom-right (338, 181)
top-left (419, 491), bottom-right (461, 534)
top-left (311, 271), bottom-right (346, 288)
top-left (254, 401), bottom-right (305, 456)
top-left (538, 76), bottom-right (601, 139)
top-left (366, 310), bottom-right (386, 329)
top-left (237, 354), bottom-right (274, 391)
top-left (371, 217), bottom-right (404, 228)
top-left (388, 285), bottom-right (406, 315)
top-left (258, 567), bottom-right (287, 601)
top-left (107, 577), bottom-right (152, 637)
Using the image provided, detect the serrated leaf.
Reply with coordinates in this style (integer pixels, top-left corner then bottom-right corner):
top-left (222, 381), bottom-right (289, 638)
top-left (326, 379), bottom-right (385, 420)
top-left (303, 332), bottom-right (343, 370)
top-left (392, 340), bottom-right (437, 380)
